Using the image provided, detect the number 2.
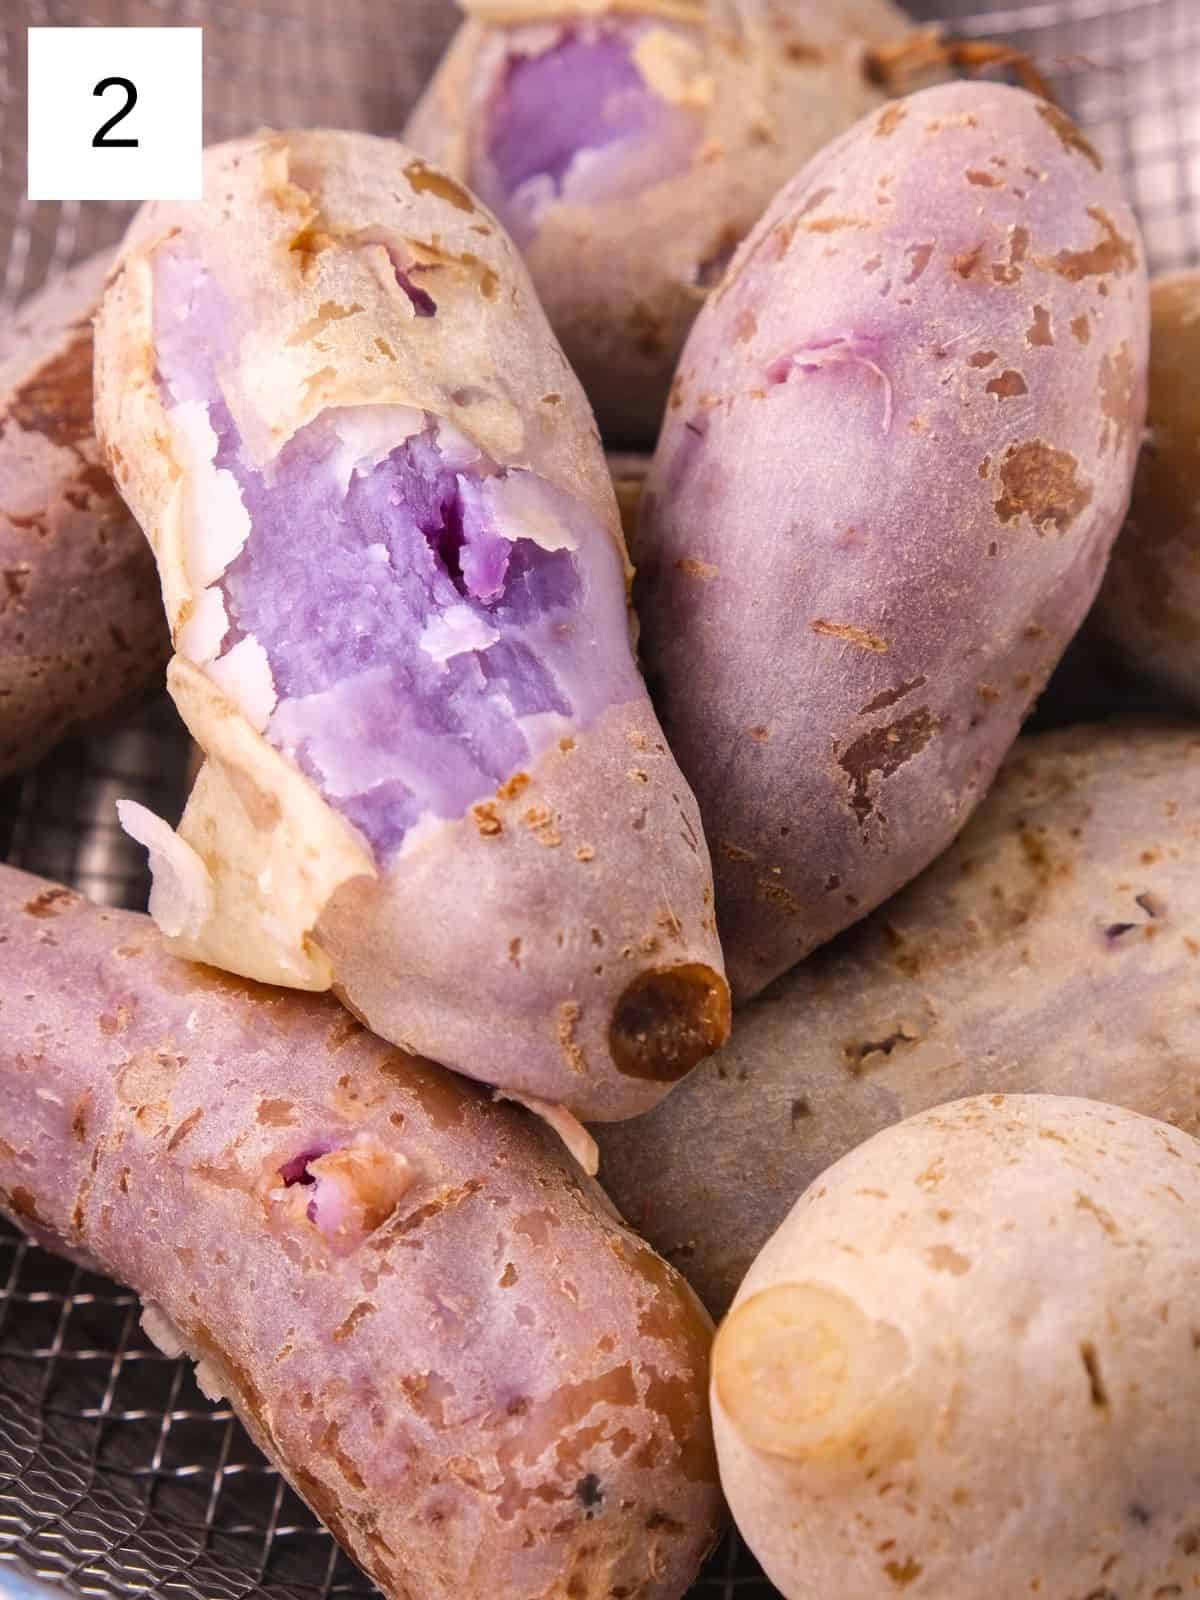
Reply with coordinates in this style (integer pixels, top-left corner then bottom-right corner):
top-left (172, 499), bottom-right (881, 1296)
top-left (92, 77), bottom-right (138, 148)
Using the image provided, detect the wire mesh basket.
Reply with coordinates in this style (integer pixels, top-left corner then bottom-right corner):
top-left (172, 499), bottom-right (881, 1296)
top-left (1, 2), bottom-right (1197, 1597)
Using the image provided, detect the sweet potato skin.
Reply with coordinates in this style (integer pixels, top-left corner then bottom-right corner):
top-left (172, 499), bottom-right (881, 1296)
top-left (1093, 272), bottom-right (1200, 707)
top-left (637, 81), bottom-right (1149, 1002)
top-left (0, 250), bottom-right (168, 776)
top-left (0, 864), bottom-right (721, 1600)
top-left (597, 721), bottom-right (1200, 1314)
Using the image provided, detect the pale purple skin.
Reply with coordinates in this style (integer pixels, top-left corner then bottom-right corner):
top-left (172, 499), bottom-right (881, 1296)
top-left (154, 246), bottom-right (640, 862)
top-left (596, 720), bottom-right (1200, 1314)
top-left (0, 862), bottom-right (722, 1600)
top-left (0, 250), bottom-right (168, 776)
top-left (638, 81), bottom-right (1149, 1003)
top-left (475, 19), bottom-right (702, 249)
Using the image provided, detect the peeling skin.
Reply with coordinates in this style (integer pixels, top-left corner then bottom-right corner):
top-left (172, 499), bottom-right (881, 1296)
top-left (710, 1095), bottom-right (1200, 1600)
top-left (0, 861), bottom-right (722, 1600)
top-left (837, 707), bottom-right (941, 828)
top-left (634, 80), bottom-right (1148, 1003)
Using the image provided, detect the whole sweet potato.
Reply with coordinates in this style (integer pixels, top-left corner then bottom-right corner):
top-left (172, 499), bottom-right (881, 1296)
top-left (0, 862), bottom-right (722, 1600)
top-left (405, 0), bottom-right (913, 444)
top-left (0, 249), bottom-right (168, 776)
top-left (1093, 271), bottom-right (1200, 708)
top-left (94, 129), bottom-right (729, 1124)
top-left (637, 80), bottom-right (1149, 1002)
top-left (597, 721), bottom-right (1200, 1314)
top-left (712, 1094), bottom-right (1200, 1599)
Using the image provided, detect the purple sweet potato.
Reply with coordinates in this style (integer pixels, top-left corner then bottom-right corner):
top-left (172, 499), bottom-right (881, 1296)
top-left (405, 0), bottom-right (914, 443)
top-left (93, 129), bottom-right (729, 1124)
top-left (637, 81), bottom-right (1149, 1002)
top-left (0, 249), bottom-right (168, 776)
top-left (1093, 271), bottom-right (1200, 708)
top-left (0, 861), bottom-right (722, 1600)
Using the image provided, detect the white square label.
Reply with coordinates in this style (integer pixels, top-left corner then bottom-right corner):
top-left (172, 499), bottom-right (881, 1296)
top-left (27, 28), bottom-right (203, 202)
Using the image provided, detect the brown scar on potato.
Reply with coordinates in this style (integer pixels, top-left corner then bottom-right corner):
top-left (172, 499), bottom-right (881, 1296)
top-left (3, 329), bottom-right (96, 450)
top-left (994, 441), bottom-right (1093, 532)
top-left (836, 708), bottom-right (941, 827)
top-left (403, 160), bottom-right (474, 213)
top-left (1098, 343), bottom-right (1136, 455)
top-left (875, 105), bottom-right (907, 139)
top-left (811, 619), bottom-right (889, 654)
top-left (675, 557), bottom-right (719, 580)
top-left (992, 226), bottom-right (1030, 287)
top-left (1027, 306), bottom-right (1054, 346)
top-left (1042, 208), bottom-right (1137, 282)
top-left (1071, 314), bottom-right (1091, 344)
top-left (24, 886), bottom-right (79, 918)
top-left (859, 676), bottom-right (928, 717)
top-left (986, 370), bottom-right (1029, 399)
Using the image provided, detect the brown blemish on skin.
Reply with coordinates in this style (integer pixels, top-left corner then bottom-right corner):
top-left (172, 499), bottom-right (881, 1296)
top-left (926, 1245), bottom-right (970, 1275)
top-left (1080, 1341), bottom-right (1109, 1408)
top-left (1027, 305), bottom-right (1054, 346)
top-left (734, 308), bottom-right (757, 343)
top-left (986, 370), bottom-right (1029, 400)
top-left (811, 619), bottom-right (889, 654)
top-left (1098, 342), bottom-right (1135, 455)
top-left (1075, 1192), bottom-right (1120, 1236)
top-left (904, 244), bottom-right (934, 284)
top-left (995, 441), bottom-right (1093, 532)
top-left (472, 800), bottom-right (502, 837)
top-left (837, 707), bottom-right (941, 826)
top-left (968, 350), bottom-right (997, 369)
top-left (992, 225), bottom-right (1030, 286)
top-left (4, 327), bottom-right (94, 450)
top-left (720, 840), bottom-right (756, 864)
top-left (403, 160), bottom-right (474, 212)
top-left (875, 105), bottom-right (906, 138)
top-left (884, 1558), bottom-right (923, 1588)
top-left (953, 244), bottom-right (983, 279)
top-left (675, 557), bottom-right (719, 580)
top-left (24, 886), bottom-right (77, 919)
top-left (859, 676), bottom-right (927, 716)
top-left (497, 771), bottom-right (530, 802)
top-left (377, 1051), bottom-right (475, 1129)
top-left (332, 1301), bottom-right (376, 1343)
top-left (558, 1001), bottom-right (587, 1076)
top-left (803, 215), bottom-right (872, 235)
top-left (966, 169), bottom-right (1001, 187)
top-left (166, 1108), bottom-right (204, 1152)
top-left (610, 965), bottom-right (730, 1082)
top-left (1071, 314), bottom-right (1091, 344)
top-left (1037, 102), bottom-right (1103, 170)
top-left (843, 1022), bottom-right (920, 1073)
top-left (1044, 208), bottom-right (1137, 281)
top-left (285, 300), bottom-right (363, 345)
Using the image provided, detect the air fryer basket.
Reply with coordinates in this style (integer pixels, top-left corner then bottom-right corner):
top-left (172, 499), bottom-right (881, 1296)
top-left (1, 2), bottom-right (1197, 1596)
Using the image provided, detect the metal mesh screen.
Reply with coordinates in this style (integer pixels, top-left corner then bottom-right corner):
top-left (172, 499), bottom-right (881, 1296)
top-left (1, 2), bottom-right (1197, 1596)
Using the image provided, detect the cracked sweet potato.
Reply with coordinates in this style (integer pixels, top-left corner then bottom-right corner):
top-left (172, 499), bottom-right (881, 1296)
top-left (405, 0), bottom-right (913, 444)
top-left (1093, 271), bottom-right (1200, 709)
top-left (596, 721), bottom-right (1200, 1314)
top-left (636, 80), bottom-right (1149, 1003)
top-left (0, 249), bottom-right (169, 776)
top-left (711, 1094), bottom-right (1200, 1600)
top-left (94, 129), bottom-right (728, 1124)
top-left (0, 862), bottom-right (721, 1600)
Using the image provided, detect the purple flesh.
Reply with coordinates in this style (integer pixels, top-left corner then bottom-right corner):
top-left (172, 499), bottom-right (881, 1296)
top-left (477, 20), bottom-right (703, 244)
top-left (153, 246), bottom-right (640, 862)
